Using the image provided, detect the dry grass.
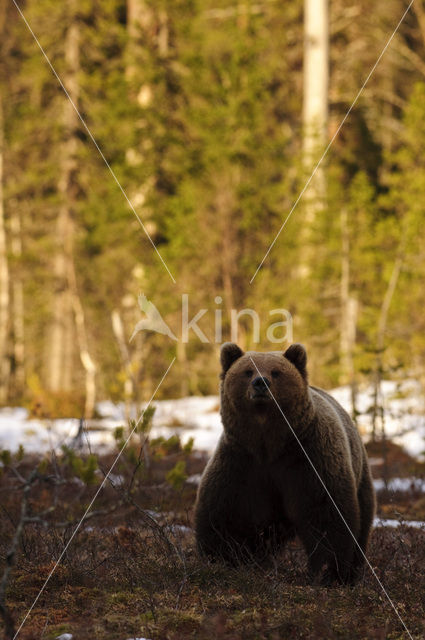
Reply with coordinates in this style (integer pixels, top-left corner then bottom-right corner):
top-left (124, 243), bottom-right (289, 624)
top-left (1, 445), bottom-right (425, 640)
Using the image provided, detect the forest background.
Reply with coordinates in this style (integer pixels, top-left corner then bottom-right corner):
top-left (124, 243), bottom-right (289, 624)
top-left (1, 0), bottom-right (425, 418)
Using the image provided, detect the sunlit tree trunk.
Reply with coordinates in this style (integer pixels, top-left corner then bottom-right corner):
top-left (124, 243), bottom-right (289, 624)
top-left (371, 250), bottom-right (404, 440)
top-left (48, 15), bottom-right (79, 393)
top-left (127, 0), bottom-right (143, 40)
top-left (216, 183), bottom-right (236, 316)
top-left (158, 9), bottom-right (169, 58)
top-left (127, 0), bottom-right (151, 37)
top-left (303, 0), bottom-right (329, 159)
top-left (10, 209), bottom-right (25, 398)
top-left (48, 10), bottom-right (96, 416)
top-left (68, 252), bottom-right (96, 419)
top-left (126, 0), bottom-right (157, 403)
top-left (176, 339), bottom-right (189, 398)
top-left (300, 0), bottom-right (329, 274)
top-left (111, 309), bottom-right (135, 420)
top-left (127, 0), bottom-right (152, 77)
top-left (0, 94), bottom-right (10, 403)
top-left (339, 208), bottom-right (358, 419)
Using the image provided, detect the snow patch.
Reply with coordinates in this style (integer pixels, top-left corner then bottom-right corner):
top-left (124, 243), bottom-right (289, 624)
top-left (373, 477), bottom-right (425, 493)
top-left (374, 517), bottom-right (425, 529)
top-left (1, 378), bottom-right (424, 459)
top-left (170, 524), bottom-right (192, 536)
top-left (331, 379), bottom-right (425, 459)
top-left (186, 473), bottom-right (202, 485)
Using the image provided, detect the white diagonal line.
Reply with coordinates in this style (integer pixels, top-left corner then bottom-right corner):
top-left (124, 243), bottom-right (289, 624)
top-left (249, 356), bottom-right (413, 639)
top-left (13, 357), bottom-right (176, 640)
top-left (250, 0), bottom-right (415, 283)
top-left (11, 0), bottom-right (176, 285)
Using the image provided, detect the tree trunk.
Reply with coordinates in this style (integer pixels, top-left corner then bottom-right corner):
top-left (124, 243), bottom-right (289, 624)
top-left (9, 209), bottom-right (25, 398)
top-left (339, 207), bottom-right (358, 420)
top-left (303, 0), bottom-right (329, 161)
top-left (126, 0), bottom-right (152, 78)
top-left (340, 208), bottom-right (358, 376)
top-left (0, 94), bottom-right (10, 403)
top-left (111, 308), bottom-right (136, 420)
top-left (47, 13), bottom-right (79, 393)
top-left (158, 10), bottom-right (169, 58)
top-left (68, 251), bottom-right (96, 419)
top-left (371, 251), bottom-right (404, 439)
top-left (215, 173), bottom-right (237, 318)
top-left (176, 338), bottom-right (189, 397)
top-left (300, 0), bottom-right (329, 275)
top-left (127, 0), bottom-right (151, 37)
top-left (47, 10), bottom-right (95, 416)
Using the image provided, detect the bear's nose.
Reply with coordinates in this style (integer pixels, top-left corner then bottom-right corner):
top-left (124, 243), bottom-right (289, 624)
top-left (252, 376), bottom-right (271, 392)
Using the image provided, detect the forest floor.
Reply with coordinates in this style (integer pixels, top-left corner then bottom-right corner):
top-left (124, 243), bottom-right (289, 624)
top-left (1, 439), bottom-right (425, 640)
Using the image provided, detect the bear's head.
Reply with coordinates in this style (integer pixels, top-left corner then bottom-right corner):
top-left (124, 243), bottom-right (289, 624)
top-left (220, 343), bottom-right (309, 426)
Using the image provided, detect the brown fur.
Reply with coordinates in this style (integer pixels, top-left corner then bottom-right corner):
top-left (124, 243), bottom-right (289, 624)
top-left (194, 343), bottom-right (375, 585)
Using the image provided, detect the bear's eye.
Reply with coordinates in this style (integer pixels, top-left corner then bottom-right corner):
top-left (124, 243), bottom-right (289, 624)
top-left (244, 369), bottom-right (254, 377)
top-left (271, 370), bottom-right (280, 379)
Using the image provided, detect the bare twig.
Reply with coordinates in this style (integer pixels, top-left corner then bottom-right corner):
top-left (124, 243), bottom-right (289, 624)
top-left (0, 469), bottom-right (38, 639)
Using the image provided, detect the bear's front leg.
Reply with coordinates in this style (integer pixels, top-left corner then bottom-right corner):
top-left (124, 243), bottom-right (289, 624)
top-left (195, 440), bottom-right (275, 564)
top-left (306, 498), bottom-right (360, 585)
top-left (286, 473), bottom-right (361, 585)
top-left (300, 523), bottom-right (357, 585)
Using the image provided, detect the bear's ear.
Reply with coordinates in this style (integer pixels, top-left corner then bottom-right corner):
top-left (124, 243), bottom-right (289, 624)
top-left (220, 342), bottom-right (244, 375)
top-left (284, 343), bottom-right (308, 379)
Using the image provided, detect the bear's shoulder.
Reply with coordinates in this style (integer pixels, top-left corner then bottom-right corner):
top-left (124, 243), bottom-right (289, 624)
top-left (309, 385), bottom-right (364, 479)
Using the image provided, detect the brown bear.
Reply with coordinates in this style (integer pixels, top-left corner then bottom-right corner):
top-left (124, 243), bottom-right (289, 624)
top-left (194, 343), bottom-right (375, 585)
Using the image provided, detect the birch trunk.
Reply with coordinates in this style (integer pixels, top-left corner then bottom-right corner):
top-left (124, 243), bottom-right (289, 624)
top-left (68, 252), bottom-right (96, 419)
top-left (176, 339), bottom-right (189, 398)
top-left (127, 0), bottom-right (151, 38)
top-left (303, 0), bottom-right (329, 162)
top-left (126, 0), bottom-right (151, 78)
top-left (158, 10), bottom-right (169, 58)
top-left (0, 94), bottom-right (10, 403)
top-left (300, 0), bottom-right (329, 275)
top-left (111, 309), bottom-right (135, 420)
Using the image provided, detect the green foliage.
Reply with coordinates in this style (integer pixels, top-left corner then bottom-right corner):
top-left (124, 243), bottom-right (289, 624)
top-left (150, 434), bottom-right (182, 457)
top-left (149, 433), bottom-right (193, 459)
top-left (123, 445), bottom-right (139, 467)
top-left (2, 0), bottom-right (425, 402)
top-left (16, 444), bottom-right (25, 462)
top-left (113, 426), bottom-right (125, 444)
top-left (137, 405), bottom-right (156, 434)
top-left (37, 457), bottom-right (50, 474)
top-left (183, 437), bottom-right (194, 454)
top-left (165, 460), bottom-right (187, 490)
top-left (0, 449), bottom-right (11, 467)
top-left (61, 446), bottom-right (99, 485)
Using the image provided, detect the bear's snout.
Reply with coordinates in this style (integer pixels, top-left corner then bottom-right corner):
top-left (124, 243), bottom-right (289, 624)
top-left (251, 376), bottom-right (271, 398)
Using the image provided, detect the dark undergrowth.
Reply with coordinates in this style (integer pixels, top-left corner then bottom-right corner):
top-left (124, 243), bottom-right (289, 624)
top-left (1, 440), bottom-right (425, 640)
